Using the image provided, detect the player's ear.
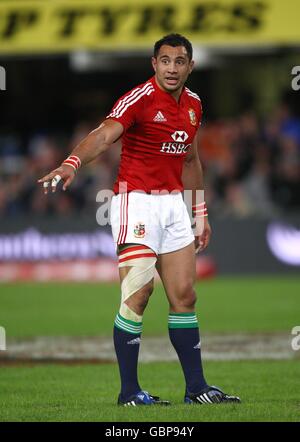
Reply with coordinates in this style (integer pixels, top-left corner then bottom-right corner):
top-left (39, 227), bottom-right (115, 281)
top-left (188, 60), bottom-right (195, 74)
top-left (151, 57), bottom-right (157, 72)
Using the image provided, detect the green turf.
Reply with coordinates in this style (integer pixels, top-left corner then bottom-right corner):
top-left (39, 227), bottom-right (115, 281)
top-left (0, 276), bottom-right (299, 338)
top-left (0, 360), bottom-right (299, 422)
top-left (1, 277), bottom-right (299, 422)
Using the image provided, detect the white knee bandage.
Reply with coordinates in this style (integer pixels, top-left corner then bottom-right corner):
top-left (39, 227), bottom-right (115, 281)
top-left (118, 246), bottom-right (157, 322)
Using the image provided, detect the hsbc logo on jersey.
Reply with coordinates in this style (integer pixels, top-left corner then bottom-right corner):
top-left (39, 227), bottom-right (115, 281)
top-left (160, 131), bottom-right (191, 154)
top-left (160, 142), bottom-right (191, 154)
top-left (171, 131), bottom-right (188, 142)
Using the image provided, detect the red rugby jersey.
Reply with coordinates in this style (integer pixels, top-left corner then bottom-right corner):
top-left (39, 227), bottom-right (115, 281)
top-left (106, 76), bottom-right (202, 194)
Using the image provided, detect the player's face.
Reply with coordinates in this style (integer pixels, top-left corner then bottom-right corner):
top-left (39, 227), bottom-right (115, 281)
top-left (152, 45), bottom-right (194, 94)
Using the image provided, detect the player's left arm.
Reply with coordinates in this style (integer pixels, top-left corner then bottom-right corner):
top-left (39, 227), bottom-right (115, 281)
top-left (182, 129), bottom-right (212, 252)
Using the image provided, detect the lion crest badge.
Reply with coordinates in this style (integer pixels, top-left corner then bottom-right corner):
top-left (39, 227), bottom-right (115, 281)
top-left (188, 108), bottom-right (197, 126)
top-left (134, 222), bottom-right (145, 238)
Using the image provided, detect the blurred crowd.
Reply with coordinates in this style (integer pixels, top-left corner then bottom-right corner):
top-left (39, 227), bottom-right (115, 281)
top-left (0, 103), bottom-right (299, 219)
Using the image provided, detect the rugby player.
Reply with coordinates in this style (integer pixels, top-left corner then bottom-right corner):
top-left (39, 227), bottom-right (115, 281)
top-left (38, 34), bottom-right (240, 406)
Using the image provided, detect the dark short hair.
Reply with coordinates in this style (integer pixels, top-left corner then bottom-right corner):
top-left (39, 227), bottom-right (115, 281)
top-left (154, 33), bottom-right (193, 61)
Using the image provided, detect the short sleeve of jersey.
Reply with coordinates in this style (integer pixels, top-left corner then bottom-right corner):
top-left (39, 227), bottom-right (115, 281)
top-left (185, 87), bottom-right (203, 129)
top-left (106, 82), bottom-right (155, 131)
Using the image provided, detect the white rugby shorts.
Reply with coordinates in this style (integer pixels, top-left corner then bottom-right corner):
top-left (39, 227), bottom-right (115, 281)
top-left (110, 192), bottom-right (195, 255)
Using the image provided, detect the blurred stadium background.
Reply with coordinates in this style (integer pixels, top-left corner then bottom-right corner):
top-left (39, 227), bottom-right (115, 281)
top-left (0, 0), bottom-right (299, 421)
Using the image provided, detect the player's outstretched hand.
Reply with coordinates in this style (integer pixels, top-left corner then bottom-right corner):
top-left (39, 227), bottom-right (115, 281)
top-left (37, 164), bottom-right (76, 194)
top-left (195, 217), bottom-right (212, 253)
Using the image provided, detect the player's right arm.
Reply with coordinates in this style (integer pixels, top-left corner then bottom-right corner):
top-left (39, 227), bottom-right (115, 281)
top-left (37, 119), bottom-right (123, 194)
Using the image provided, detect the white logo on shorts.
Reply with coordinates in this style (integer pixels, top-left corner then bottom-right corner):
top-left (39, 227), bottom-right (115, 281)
top-left (134, 222), bottom-right (145, 238)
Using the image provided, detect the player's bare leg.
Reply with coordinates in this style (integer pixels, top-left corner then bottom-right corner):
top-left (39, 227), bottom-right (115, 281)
top-left (113, 243), bottom-right (170, 406)
top-left (156, 242), bottom-right (196, 313)
top-left (156, 242), bottom-right (241, 404)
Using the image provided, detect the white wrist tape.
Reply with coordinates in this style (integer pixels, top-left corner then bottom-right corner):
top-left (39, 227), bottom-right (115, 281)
top-left (62, 155), bottom-right (81, 172)
top-left (192, 202), bottom-right (208, 218)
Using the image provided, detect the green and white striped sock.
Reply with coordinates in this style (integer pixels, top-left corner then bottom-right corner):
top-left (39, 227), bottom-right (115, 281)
top-left (114, 313), bottom-right (142, 335)
top-left (168, 312), bottom-right (198, 329)
top-left (113, 313), bottom-right (142, 399)
top-left (168, 311), bottom-right (208, 392)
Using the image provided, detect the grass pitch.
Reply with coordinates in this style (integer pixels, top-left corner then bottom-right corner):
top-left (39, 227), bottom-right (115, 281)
top-left (0, 276), bottom-right (299, 337)
top-left (0, 361), bottom-right (299, 422)
top-left (0, 276), bottom-right (299, 422)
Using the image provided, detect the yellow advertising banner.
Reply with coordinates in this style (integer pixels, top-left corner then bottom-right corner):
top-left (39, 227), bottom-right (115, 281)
top-left (0, 0), bottom-right (300, 54)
